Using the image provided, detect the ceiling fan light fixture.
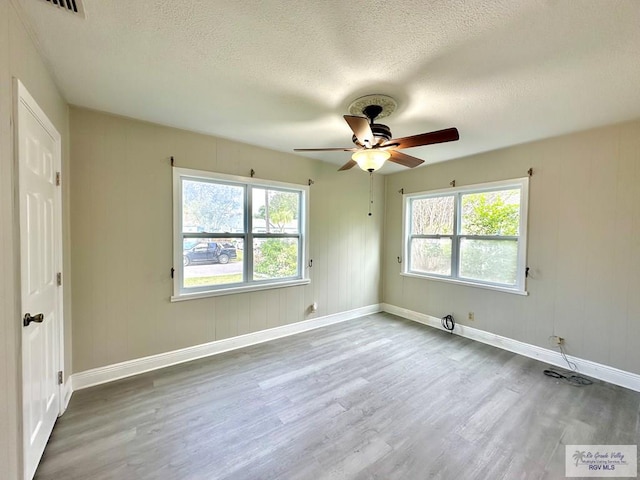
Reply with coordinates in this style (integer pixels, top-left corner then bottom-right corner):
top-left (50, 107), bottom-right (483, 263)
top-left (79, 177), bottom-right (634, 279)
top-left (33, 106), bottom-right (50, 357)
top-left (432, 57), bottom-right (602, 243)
top-left (352, 149), bottom-right (390, 172)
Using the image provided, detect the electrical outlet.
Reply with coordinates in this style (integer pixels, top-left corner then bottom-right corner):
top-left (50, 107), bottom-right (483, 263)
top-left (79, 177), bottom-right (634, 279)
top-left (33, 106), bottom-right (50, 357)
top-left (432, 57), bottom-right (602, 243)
top-left (551, 335), bottom-right (564, 345)
top-left (468, 312), bottom-right (474, 321)
top-left (311, 302), bottom-right (318, 313)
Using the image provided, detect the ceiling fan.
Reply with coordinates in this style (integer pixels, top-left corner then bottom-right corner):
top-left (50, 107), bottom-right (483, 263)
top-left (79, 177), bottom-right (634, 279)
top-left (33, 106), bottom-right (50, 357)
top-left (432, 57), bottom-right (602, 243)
top-left (294, 95), bottom-right (460, 173)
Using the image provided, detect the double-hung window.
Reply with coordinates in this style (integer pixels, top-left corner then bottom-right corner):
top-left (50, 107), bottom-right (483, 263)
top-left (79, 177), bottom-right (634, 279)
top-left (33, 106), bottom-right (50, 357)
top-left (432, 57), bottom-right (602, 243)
top-left (172, 168), bottom-right (309, 300)
top-left (403, 178), bottom-right (529, 294)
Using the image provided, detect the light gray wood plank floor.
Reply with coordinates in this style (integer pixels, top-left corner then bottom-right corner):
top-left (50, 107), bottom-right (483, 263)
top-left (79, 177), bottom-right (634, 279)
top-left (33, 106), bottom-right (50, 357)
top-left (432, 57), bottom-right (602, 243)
top-left (35, 313), bottom-right (640, 479)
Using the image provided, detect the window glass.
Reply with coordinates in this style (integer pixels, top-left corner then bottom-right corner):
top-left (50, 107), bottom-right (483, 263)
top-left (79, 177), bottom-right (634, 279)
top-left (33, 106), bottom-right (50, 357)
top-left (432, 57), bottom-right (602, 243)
top-left (182, 180), bottom-right (244, 233)
top-left (253, 238), bottom-right (299, 280)
top-left (410, 238), bottom-right (452, 276)
top-left (183, 238), bottom-right (244, 288)
top-left (252, 188), bottom-right (300, 234)
top-left (411, 196), bottom-right (454, 235)
top-left (459, 239), bottom-right (518, 285)
top-left (460, 189), bottom-right (520, 236)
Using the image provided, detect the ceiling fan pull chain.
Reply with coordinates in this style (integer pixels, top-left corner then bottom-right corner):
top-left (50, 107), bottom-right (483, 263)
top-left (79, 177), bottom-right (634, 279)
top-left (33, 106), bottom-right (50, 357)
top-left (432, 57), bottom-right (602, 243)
top-left (368, 172), bottom-right (373, 217)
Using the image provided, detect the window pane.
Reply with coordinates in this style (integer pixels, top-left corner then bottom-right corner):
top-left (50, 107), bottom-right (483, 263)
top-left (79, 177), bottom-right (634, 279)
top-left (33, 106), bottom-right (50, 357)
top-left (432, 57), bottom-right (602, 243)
top-left (182, 180), bottom-right (244, 233)
top-left (460, 189), bottom-right (520, 236)
top-left (459, 239), bottom-right (517, 285)
top-left (253, 238), bottom-right (299, 280)
top-left (410, 238), bottom-right (452, 275)
top-left (411, 196), bottom-right (454, 235)
top-left (183, 238), bottom-right (243, 288)
top-left (252, 188), bottom-right (300, 234)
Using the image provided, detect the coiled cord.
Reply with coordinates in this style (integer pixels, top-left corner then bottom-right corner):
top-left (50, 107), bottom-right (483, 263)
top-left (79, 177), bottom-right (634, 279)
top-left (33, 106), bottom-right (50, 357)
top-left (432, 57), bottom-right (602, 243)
top-left (441, 314), bottom-right (455, 334)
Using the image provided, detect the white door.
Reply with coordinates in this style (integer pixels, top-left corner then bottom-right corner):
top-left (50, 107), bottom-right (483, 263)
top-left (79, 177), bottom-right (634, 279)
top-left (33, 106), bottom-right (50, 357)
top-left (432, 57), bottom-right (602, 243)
top-left (17, 80), bottom-right (64, 480)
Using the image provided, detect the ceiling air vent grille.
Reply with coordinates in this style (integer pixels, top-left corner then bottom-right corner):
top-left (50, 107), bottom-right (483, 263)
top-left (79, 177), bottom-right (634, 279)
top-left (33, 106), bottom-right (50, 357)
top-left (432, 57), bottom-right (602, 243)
top-left (43, 0), bottom-right (85, 16)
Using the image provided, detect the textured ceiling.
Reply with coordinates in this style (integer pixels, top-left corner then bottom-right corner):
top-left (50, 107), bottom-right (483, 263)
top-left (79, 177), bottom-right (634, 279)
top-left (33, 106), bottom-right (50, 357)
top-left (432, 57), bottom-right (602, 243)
top-left (15, 0), bottom-right (640, 173)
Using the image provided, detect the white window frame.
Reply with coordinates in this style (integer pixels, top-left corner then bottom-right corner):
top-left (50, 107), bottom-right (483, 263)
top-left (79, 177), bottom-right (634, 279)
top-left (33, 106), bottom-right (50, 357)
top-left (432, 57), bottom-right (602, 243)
top-left (172, 167), bottom-right (310, 301)
top-left (402, 177), bottom-right (529, 295)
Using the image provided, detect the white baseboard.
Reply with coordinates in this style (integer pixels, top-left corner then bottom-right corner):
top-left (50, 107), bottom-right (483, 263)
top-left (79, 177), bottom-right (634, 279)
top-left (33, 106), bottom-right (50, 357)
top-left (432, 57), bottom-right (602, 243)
top-left (71, 304), bottom-right (381, 392)
top-left (381, 303), bottom-right (640, 393)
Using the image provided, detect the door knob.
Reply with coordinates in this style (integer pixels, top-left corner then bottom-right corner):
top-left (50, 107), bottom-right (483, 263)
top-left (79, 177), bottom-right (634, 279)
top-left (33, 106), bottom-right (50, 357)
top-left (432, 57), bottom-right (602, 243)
top-left (23, 313), bottom-right (44, 327)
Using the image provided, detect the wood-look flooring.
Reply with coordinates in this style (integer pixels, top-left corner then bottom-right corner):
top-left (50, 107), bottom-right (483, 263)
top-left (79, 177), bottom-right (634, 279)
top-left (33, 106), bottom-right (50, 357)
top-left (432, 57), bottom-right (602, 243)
top-left (35, 313), bottom-right (640, 479)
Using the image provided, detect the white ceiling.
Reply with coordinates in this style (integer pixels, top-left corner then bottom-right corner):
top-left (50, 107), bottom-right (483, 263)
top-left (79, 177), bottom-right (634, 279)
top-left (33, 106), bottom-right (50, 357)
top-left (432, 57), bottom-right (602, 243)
top-left (15, 0), bottom-right (640, 174)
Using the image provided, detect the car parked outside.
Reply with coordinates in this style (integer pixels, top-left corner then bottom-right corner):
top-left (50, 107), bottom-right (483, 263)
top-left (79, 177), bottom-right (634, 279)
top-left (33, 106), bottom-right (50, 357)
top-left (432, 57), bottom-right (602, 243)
top-left (183, 242), bottom-right (237, 266)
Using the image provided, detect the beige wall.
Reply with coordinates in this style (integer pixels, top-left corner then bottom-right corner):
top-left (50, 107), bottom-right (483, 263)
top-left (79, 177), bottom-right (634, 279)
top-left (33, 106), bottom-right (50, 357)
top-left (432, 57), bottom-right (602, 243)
top-left (383, 119), bottom-right (640, 375)
top-left (0, 1), bottom-right (70, 478)
top-left (69, 107), bottom-right (384, 372)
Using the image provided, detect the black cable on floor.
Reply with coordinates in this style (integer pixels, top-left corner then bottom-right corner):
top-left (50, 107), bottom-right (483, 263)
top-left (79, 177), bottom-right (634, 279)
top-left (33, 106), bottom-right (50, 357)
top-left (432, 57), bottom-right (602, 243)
top-left (543, 368), bottom-right (593, 387)
top-left (441, 314), bottom-right (454, 334)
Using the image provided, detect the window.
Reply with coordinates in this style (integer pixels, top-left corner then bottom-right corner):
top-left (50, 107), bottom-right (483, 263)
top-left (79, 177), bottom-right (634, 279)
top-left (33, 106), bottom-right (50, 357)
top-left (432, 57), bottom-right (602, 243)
top-left (172, 168), bottom-right (309, 300)
top-left (403, 178), bottom-right (529, 294)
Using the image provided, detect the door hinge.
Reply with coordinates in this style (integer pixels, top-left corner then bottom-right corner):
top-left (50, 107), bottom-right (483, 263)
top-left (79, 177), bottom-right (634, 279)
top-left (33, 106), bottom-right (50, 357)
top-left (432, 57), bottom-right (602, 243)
top-left (58, 371), bottom-right (63, 385)
top-left (57, 272), bottom-right (62, 286)
top-left (56, 172), bottom-right (61, 186)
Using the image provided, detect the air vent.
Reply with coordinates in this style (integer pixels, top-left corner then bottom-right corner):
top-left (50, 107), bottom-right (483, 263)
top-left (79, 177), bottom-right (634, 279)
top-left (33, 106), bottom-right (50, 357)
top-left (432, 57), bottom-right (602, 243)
top-left (42, 0), bottom-right (85, 16)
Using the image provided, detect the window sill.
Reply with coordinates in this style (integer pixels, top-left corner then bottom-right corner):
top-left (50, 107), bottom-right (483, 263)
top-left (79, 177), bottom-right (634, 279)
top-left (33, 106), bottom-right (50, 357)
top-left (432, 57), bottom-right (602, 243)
top-left (400, 272), bottom-right (528, 296)
top-left (171, 278), bottom-right (310, 302)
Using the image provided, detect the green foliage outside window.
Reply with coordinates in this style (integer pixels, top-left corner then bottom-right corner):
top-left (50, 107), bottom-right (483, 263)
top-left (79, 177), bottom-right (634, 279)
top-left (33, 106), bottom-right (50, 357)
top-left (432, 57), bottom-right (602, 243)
top-left (255, 190), bottom-right (299, 233)
top-left (461, 191), bottom-right (519, 236)
top-left (254, 190), bottom-right (299, 278)
top-left (459, 239), bottom-right (518, 284)
top-left (459, 190), bottom-right (520, 284)
top-left (254, 239), bottom-right (298, 278)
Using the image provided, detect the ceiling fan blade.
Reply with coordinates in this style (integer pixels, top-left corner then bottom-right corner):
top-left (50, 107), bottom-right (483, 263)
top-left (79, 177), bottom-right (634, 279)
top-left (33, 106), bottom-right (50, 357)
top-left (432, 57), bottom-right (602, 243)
top-left (338, 159), bottom-right (357, 171)
top-left (378, 143), bottom-right (399, 151)
top-left (386, 127), bottom-right (459, 150)
top-left (294, 147), bottom-right (357, 152)
top-left (389, 150), bottom-right (424, 168)
top-left (343, 115), bottom-right (374, 147)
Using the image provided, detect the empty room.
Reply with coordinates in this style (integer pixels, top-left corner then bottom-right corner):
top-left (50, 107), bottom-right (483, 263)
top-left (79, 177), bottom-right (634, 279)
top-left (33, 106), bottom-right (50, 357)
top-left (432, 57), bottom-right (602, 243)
top-left (2, 1), bottom-right (640, 479)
